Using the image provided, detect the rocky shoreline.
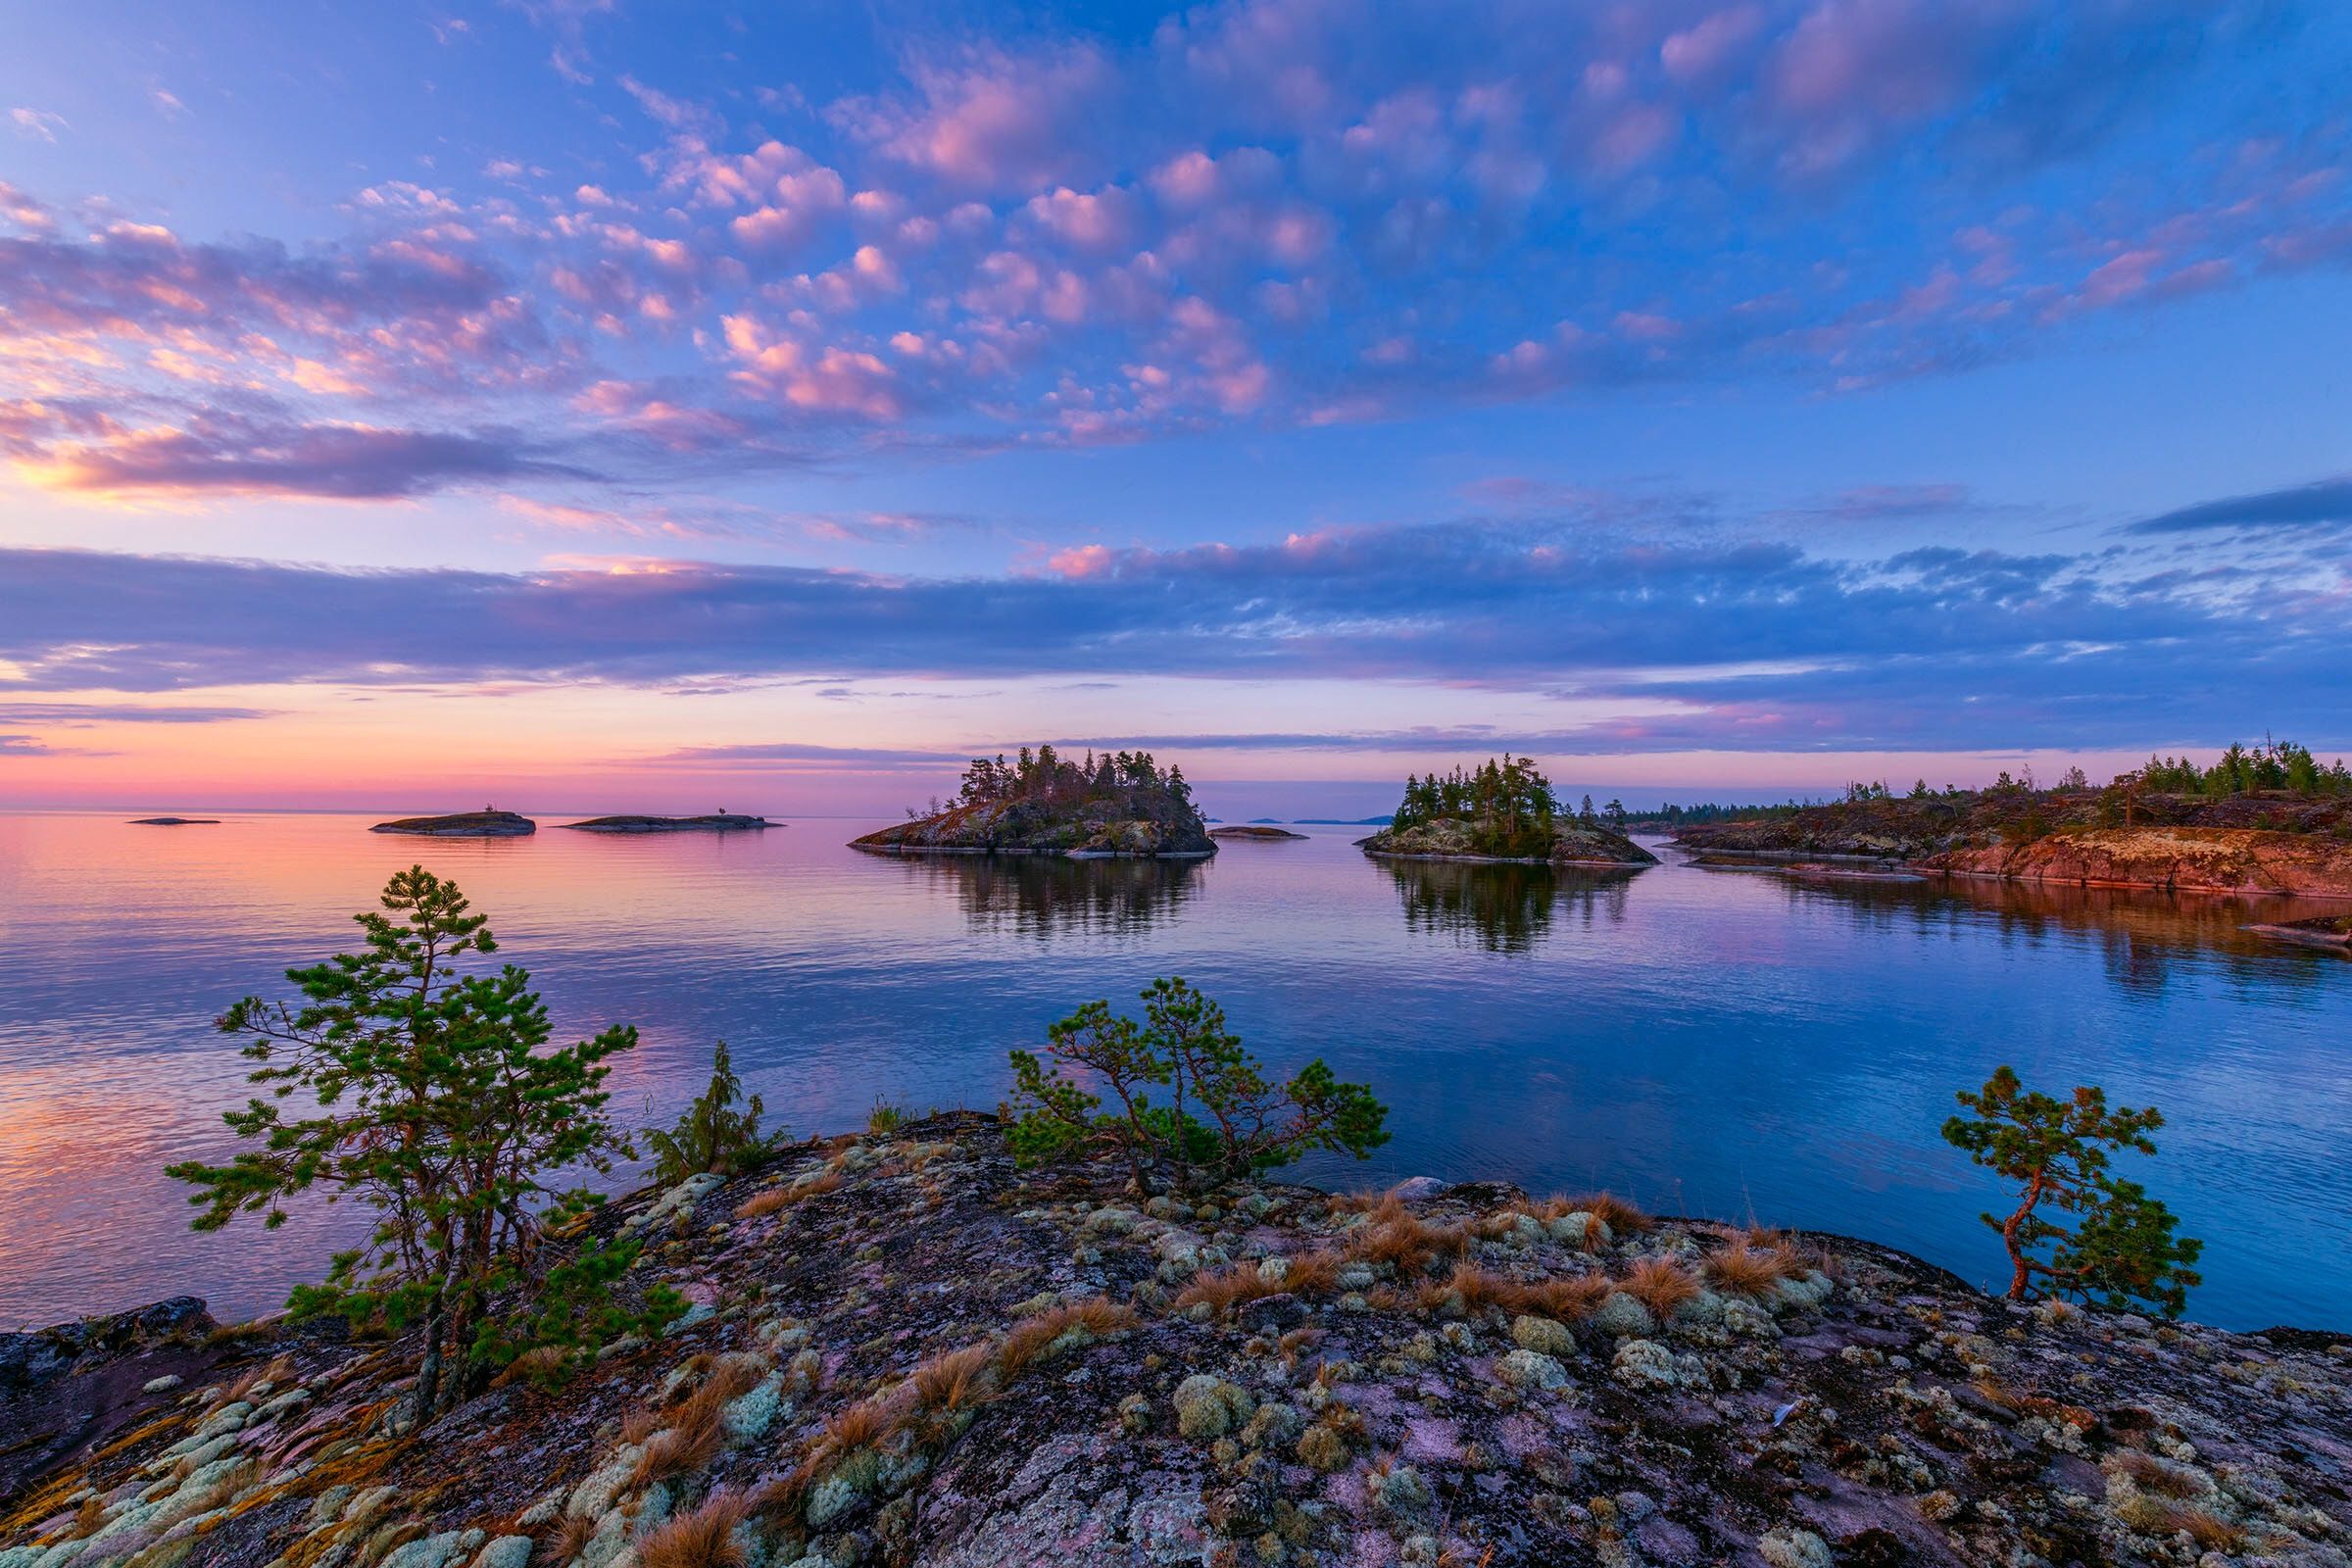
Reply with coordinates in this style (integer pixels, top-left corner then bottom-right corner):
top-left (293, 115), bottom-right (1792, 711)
top-left (7, 1115), bottom-right (2347, 1568)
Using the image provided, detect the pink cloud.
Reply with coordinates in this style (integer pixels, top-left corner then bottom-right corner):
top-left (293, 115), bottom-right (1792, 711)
top-left (844, 45), bottom-right (1113, 193)
top-left (1023, 184), bottom-right (1138, 251)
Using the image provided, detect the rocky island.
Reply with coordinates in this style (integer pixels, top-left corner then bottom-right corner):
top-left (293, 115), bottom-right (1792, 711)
top-left (1209, 825), bottom-right (1307, 841)
top-left (852, 747), bottom-right (1213, 859)
top-left (369, 810), bottom-right (537, 838)
top-left (6, 1113), bottom-right (2348, 1568)
top-left (127, 817), bottom-right (220, 826)
top-left (1358, 758), bottom-right (1659, 868)
top-left (1674, 745), bottom-right (2352, 899)
top-left (559, 814), bottom-right (776, 834)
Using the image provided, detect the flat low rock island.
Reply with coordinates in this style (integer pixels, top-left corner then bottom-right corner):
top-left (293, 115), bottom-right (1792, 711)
top-left (4, 1113), bottom-right (2346, 1568)
top-left (558, 813), bottom-right (776, 833)
top-left (368, 810), bottom-right (538, 837)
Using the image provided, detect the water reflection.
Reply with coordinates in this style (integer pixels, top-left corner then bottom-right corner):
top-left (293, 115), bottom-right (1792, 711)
top-left (1694, 860), bottom-right (2349, 998)
top-left (885, 852), bottom-right (1204, 937)
top-left (1383, 858), bottom-right (1638, 953)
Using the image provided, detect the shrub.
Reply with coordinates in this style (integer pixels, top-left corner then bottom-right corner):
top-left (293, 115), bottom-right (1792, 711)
top-left (866, 1097), bottom-right (910, 1136)
top-left (1942, 1065), bottom-right (2203, 1316)
top-left (167, 867), bottom-right (643, 1427)
top-left (645, 1041), bottom-right (779, 1185)
top-left (1005, 977), bottom-right (1389, 1197)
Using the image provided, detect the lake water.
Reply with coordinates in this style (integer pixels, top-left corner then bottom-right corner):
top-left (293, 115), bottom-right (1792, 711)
top-left (2, 809), bottom-right (2347, 1332)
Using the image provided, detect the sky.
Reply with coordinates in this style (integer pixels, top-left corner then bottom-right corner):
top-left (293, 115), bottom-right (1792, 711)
top-left (1, 0), bottom-right (2347, 817)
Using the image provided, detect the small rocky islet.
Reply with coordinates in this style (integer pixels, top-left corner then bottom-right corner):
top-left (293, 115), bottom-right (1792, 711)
top-left (1209, 825), bottom-right (1308, 841)
top-left (368, 810), bottom-right (538, 838)
top-left (5, 1113), bottom-right (2349, 1568)
top-left (127, 817), bottom-right (220, 826)
top-left (1358, 815), bottom-right (1658, 869)
top-left (852, 748), bottom-right (1214, 860)
top-left (559, 815), bottom-right (776, 834)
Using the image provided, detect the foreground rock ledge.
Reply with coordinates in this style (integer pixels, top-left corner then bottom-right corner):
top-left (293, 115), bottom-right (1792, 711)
top-left (5, 1116), bottom-right (2347, 1568)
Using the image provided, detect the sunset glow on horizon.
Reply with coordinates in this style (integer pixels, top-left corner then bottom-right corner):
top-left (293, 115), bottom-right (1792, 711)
top-left (3, 0), bottom-right (2348, 814)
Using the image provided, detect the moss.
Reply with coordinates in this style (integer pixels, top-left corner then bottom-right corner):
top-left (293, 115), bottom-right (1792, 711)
top-left (1173, 1375), bottom-right (1255, 1439)
top-left (1295, 1425), bottom-right (1349, 1473)
top-left (1590, 1293), bottom-right (1654, 1339)
top-left (1495, 1350), bottom-right (1567, 1391)
top-left (1510, 1315), bottom-right (1577, 1358)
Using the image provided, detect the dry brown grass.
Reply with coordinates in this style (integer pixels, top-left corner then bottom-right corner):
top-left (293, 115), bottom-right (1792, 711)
top-left (1174, 1263), bottom-right (1285, 1313)
top-left (2113, 1449), bottom-right (2202, 1498)
top-left (621, 1403), bottom-right (665, 1446)
top-left (490, 1344), bottom-right (571, 1389)
top-left (1702, 1244), bottom-right (1788, 1298)
top-left (1345, 1202), bottom-right (1470, 1275)
top-left (1282, 1250), bottom-right (1342, 1296)
top-left (2168, 1508), bottom-right (2242, 1552)
top-left (635, 1489), bottom-right (752, 1568)
top-left (996, 1298), bottom-right (1139, 1380)
top-left (1570, 1192), bottom-right (1651, 1234)
top-left (1495, 1273), bottom-right (1613, 1321)
top-left (547, 1512), bottom-right (600, 1564)
top-left (814, 1394), bottom-right (906, 1463)
top-left (734, 1169), bottom-right (842, 1220)
top-left (1620, 1256), bottom-right (1701, 1318)
top-left (630, 1357), bottom-right (764, 1488)
top-left (909, 1344), bottom-right (996, 1412)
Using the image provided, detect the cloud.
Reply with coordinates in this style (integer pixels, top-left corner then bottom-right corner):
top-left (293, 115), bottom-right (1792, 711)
top-left (2128, 476), bottom-right (2352, 536)
top-left (21, 418), bottom-right (592, 500)
top-left (0, 703), bottom-right (274, 725)
top-left (8, 108), bottom-right (68, 143)
top-left (2, 490), bottom-right (2342, 752)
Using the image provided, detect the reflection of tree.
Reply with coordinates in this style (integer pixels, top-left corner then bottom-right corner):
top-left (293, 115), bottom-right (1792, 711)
top-left (1745, 870), bottom-right (2343, 996)
top-left (1384, 859), bottom-right (1637, 954)
top-left (899, 854), bottom-right (1203, 938)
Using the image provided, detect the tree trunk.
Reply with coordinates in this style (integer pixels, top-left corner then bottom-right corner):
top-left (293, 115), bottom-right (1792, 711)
top-left (2000, 1170), bottom-right (2046, 1300)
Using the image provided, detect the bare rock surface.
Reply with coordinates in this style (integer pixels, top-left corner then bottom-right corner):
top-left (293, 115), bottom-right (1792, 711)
top-left (5, 1116), bottom-right (2348, 1568)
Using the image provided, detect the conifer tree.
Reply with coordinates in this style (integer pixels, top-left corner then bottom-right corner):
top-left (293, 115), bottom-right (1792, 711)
top-left (169, 867), bottom-right (649, 1425)
top-left (1942, 1066), bottom-right (2202, 1316)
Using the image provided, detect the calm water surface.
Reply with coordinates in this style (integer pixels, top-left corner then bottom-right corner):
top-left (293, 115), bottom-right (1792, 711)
top-left (2, 810), bottom-right (2347, 1330)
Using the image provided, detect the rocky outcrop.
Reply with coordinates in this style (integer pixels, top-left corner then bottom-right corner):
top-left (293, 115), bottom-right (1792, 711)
top-left (1208, 824), bottom-right (1307, 840)
top-left (558, 813), bottom-right (775, 833)
top-left (853, 791), bottom-right (1213, 858)
top-left (2247, 914), bottom-right (2352, 952)
top-left (1925, 827), bottom-right (2352, 898)
top-left (5, 1117), bottom-right (2347, 1568)
top-left (1676, 791), bottom-right (2352, 865)
top-left (369, 810), bottom-right (537, 837)
top-left (1361, 814), bottom-right (1659, 867)
top-left (127, 817), bottom-right (220, 826)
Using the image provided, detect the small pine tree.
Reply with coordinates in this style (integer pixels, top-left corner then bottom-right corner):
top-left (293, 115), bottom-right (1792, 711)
top-left (1006, 977), bottom-right (1389, 1196)
top-left (1942, 1066), bottom-right (2202, 1316)
top-left (169, 868), bottom-right (646, 1425)
top-left (643, 1041), bottom-right (779, 1184)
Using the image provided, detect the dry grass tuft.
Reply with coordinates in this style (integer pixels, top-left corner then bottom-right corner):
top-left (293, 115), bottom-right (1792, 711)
top-left (1702, 1244), bottom-right (1787, 1298)
top-left (734, 1169), bottom-right (842, 1221)
top-left (630, 1357), bottom-right (763, 1488)
top-left (1345, 1205), bottom-right (1470, 1276)
top-left (547, 1512), bottom-right (600, 1564)
top-left (1620, 1256), bottom-right (1701, 1318)
top-left (635, 1489), bottom-right (752, 1568)
top-left (2168, 1507), bottom-right (2242, 1552)
top-left (996, 1298), bottom-right (1138, 1380)
top-left (1282, 1250), bottom-right (1342, 1297)
top-left (1175, 1264), bottom-right (1285, 1314)
top-left (815, 1394), bottom-right (905, 1462)
top-left (909, 1344), bottom-right (997, 1412)
top-left (1496, 1273), bottom-right (1613, 1322)
top-left (2113, 1449), bottom-right (2202, 1498)
top-left (490, 1344), bottom-right (571, 1389)
top-left (1570, 1192), bottom-right (1651, 1234)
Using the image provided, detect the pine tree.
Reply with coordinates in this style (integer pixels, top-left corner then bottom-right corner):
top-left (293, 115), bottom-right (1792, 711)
top-left (168, 868), bottom-right (647, 1425)
top-left (1942, 1067), bottom-right (2202, 1316)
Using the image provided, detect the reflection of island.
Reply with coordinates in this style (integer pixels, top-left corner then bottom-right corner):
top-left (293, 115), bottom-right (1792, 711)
top-left (1721, 864), bottom-right (2350, 992)
top-left (1383, 858), bottom-right (1636, 954)
top-left (893, 852), bottom-right (1204, 937)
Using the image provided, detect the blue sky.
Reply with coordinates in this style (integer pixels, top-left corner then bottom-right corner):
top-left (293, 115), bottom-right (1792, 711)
top-left (0, 0), bottom-right (2347, 813)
